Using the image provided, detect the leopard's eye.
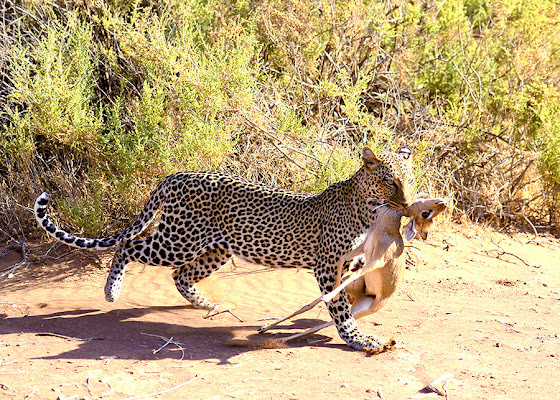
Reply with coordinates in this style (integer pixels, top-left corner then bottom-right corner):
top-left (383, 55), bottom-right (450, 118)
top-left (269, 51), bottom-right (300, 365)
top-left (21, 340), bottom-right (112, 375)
top-left (385, 179), bottom-right (396, 188)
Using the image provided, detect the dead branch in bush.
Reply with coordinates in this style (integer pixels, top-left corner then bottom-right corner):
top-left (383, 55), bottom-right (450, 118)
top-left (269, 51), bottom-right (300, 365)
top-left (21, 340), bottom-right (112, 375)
top-left (522, 189), bottom-right (560, 210)
top-left (240, 116), bottom-right (320, 178)
top-left (0, 240), bottom-right (27, 278)
top-left (519, 213), bottom-right (538, 238)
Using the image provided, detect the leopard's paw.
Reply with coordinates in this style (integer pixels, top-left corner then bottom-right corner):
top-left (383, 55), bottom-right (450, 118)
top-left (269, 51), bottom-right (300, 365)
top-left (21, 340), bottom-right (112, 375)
top-left (345, 332), bottom-right (383, 351)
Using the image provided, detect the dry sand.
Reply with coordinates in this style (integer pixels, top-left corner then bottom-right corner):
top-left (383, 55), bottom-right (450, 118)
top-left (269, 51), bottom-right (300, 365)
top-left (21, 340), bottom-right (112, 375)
top-left (1, 224), bottom-right (559, 399)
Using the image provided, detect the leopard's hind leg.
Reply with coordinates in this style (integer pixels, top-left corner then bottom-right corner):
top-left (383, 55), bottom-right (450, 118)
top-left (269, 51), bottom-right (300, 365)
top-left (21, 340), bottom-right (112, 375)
top-left (104, 233), bottom-right (214, 302)
top-left (104, 243), bottom-right (130, 302)
top-left (173, 247), bottom-right (233, 310)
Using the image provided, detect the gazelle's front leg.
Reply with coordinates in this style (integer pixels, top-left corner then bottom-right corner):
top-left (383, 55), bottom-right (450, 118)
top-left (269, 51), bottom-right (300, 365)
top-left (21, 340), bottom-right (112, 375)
top-left (324, 257), bottom-right (383, 304)
top-left (335, 243), bottom-right (365, 288)
top-left (315, 252), bottom-right (382, 351)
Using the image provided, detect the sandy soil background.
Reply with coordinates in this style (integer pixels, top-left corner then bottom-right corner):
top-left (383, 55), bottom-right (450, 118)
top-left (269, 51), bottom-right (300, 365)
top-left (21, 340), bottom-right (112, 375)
top-left (1, 224), bottom-right (559, 399)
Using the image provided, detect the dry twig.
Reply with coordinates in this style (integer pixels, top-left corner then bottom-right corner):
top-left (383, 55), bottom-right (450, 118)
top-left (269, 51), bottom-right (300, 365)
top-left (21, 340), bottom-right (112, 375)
top-left (85, 377), bottom-right (94, 398)
top-left (101, 380), bottom-right (113, 398)
top-left (153, 336), bottom-right (174, 354)
top-left (121, 372), bottom-right (209, 400)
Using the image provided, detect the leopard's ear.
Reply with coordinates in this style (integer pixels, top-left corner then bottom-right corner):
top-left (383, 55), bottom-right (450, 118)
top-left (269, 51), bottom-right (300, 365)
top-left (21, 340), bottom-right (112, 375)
top-left (398, 146), bottom-right (412, 159)
top-left (362, 147), bottom-right (382, 170)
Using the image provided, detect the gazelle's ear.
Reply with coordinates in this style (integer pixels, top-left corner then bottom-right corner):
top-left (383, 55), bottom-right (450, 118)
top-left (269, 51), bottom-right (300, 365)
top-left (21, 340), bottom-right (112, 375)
top-left (362, 147), bottom-right (382, 170)
top-left (404, 219), bottom-right (417, 241)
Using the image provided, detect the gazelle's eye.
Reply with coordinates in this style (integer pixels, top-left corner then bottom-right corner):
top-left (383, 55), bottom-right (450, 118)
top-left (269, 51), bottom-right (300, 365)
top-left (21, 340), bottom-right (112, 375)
top-left (422, 211), bottom-right (432, 218)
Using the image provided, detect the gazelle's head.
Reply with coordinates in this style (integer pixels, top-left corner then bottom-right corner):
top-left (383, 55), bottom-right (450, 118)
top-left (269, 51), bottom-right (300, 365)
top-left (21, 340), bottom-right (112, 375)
top-left (402, 198), bottom-right (447, 241)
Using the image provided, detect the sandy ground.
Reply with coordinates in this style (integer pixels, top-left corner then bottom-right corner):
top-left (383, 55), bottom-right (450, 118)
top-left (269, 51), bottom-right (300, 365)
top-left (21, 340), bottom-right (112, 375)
top-left (1, 224), bottom-right (559, 400)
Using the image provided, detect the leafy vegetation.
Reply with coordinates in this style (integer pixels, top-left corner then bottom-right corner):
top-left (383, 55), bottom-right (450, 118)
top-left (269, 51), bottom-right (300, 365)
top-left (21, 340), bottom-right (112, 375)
top-left (1, 0), bottom-right (559, 239)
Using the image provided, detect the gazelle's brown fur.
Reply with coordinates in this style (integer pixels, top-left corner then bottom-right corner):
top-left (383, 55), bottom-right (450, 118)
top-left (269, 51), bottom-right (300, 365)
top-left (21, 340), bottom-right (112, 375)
top-left (333, 197), bottom-right (448, 305)
top-left (259, 198), bottom-right (447, 340)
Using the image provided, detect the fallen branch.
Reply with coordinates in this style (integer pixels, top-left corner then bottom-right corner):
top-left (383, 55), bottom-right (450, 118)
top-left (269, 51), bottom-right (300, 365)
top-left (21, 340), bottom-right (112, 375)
top-left (204, 309), bottom-right (244, 322)
top-left (523, 276), bottom-right (539, 285)
top-left (153, 336), bottom-right (174, 354)
top-left (478, 240), bottom-right (532, 267)
top-left (520, 213), bottom-right (538, 238)
top-left (141, 333), bottom-right (186, 360)
top-left (101, 380), bottom-right (113, 398)
top-left (35, 332), bottom-right (104, 342)
top-left (86, 377), bottom-right (113, 398)
top-left (23, 387), bottom-right (35, 400)
top-left (86, 377), bottom-right (94, 398)
top-left (0, 242), bottom-right (21, 259)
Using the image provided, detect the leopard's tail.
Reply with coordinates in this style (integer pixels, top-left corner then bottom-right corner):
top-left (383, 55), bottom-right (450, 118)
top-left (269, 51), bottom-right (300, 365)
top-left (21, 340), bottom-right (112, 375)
top-left (34, 177), bottom-right (170, 249)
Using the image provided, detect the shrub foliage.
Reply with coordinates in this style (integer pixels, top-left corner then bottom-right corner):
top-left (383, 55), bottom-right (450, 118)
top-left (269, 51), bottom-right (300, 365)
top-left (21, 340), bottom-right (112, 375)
top-left (1, 0), bottom-right (559, 239)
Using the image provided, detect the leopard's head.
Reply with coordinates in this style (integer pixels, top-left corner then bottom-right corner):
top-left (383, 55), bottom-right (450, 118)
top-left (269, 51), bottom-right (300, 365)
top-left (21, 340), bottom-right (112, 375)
top-left (361, 146), bottom-right (415, 209)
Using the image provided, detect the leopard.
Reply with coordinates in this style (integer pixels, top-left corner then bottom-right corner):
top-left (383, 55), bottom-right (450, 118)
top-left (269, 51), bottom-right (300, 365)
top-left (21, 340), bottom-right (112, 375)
top-left (34, 146), bottom-right (415, 351)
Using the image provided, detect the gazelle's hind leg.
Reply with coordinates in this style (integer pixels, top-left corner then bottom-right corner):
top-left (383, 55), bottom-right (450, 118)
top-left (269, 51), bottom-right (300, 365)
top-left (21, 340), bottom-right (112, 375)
top-left (260, 257), bottom-right (383, 335)
top-left (173, 248), bottom-right (233, 310)
top-left (259, 261), bottom-right (361, 334)
top-left (279, 320), bottom-right (334, 342)
top-left (258, 297), bottom-right (323, 334)
top-left (260, 261), bottom-right (373, 334)
top-left (335, 243), bottom-right (365, 288)
top-left (279, 295), bottom-right (378, 342)
top-left (327, 255), bottom-right (384, 303)
top-left (334, 243), bottom-right (365, 301)
top-left (322, 267), bottom-right (369, 304)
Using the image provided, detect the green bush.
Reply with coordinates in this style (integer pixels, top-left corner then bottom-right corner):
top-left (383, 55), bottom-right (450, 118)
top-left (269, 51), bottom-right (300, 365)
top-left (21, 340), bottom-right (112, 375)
top-left (1, 0), bottom-right (560, 239)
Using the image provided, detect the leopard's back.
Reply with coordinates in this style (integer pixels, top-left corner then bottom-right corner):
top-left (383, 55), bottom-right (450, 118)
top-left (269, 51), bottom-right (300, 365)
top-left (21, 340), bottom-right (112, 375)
top-left (160, 170), bottom-right (323, 268)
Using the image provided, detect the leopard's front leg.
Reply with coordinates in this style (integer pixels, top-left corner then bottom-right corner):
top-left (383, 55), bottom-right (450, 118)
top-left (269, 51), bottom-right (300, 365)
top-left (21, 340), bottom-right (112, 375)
top-left (314, 257), bottom-right (382, 351)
